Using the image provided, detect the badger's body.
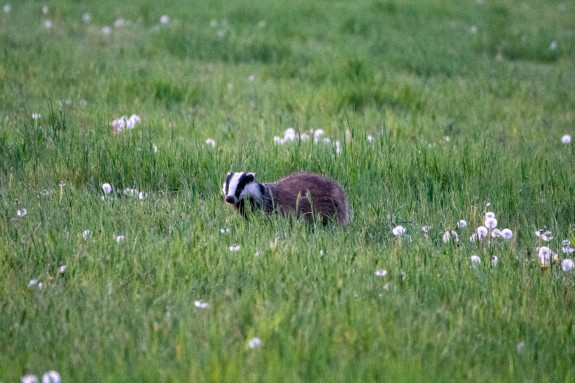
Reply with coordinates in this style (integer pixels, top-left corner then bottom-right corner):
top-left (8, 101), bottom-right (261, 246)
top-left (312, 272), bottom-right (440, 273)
top-left (222, 172), bottom-right (349, 226)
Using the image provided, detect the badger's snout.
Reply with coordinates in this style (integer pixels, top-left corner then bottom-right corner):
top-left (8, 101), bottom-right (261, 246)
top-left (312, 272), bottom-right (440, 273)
top-left (225, 196), bottom-right (237, 204)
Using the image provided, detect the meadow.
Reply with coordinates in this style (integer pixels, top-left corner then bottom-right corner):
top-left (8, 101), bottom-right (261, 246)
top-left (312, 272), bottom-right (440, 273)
top-left (1, 0), bottom-right (575, 381)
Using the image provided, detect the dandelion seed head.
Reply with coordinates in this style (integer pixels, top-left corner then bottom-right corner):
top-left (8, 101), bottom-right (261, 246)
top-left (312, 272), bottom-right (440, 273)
top-left (248, 337), bottom-right (262, 349)
top-left (383, 282), bottom-right (391, 290)
top-left (248, 74), bottom-right (255, 82)
top-left (561, 134), bottom-right (572, 144)
top-left (470, 25), bottom-right (477, 34)
top-left (457, 220), bottom-right (467, 229)
top-left (21, 374), bottom-right (38, 383)
top-left (28, 279), bottom-right (39, 287)
top-left (229, 245), bottom-right (241, 251)
top-left (535, 230), bottom-right (553, 241)
top-left (3, 4), bottom-right (11, 13)
top-left (113, 18), bottom-right (125, 28)
top-left (476, 226), bottom-right (488, 239)
top-left (44, 20), bottom-right (52, 29)
top-left (32, 113), bottom-right (41, 119)
top-left (41, 370), bottom-right (61, 383)
top-left (517, 341), bottom-right (525, 353)
top-left (138, 192), bottom-right (147, 200)
top-left (205, 138), bottom-right (216, 148)
top-left (194, 300), bottom-right (208, 309)
top-left (367, 135), bottom-right (374, 142)
top-left (375, 269), bottom-right (387, 277)
top-left (116, 235), bottom-right (125, 243)
top-left (485, 217), bottom-right (498, 229)
top-left (42, 5), bottom-right (48, 14)
top-left (421, 226), bottom-right (431, 233)
top-left (491, 228), bottom-right (502, 238)
top-left (17, 209), bottom-right (27, 217)
top-left (443, 230), bottom-right (459, 243)
top-left (58, 265), bottom-right (66, 273)
top-left (491, 256), bottom-right (498, 267)
top-left (83, 230), bottom-right (91, 240)
top-left (102, 26), bottom-right (111, 35)
top-left (550, 41), bottom-right (557, 50)
top-left (501, 228), bottom-right (513, 240)
top-left (538, 246), bottom-right (552, 267)
top-left (562, 259), bottom-right (574, 272)
top-left (82, 12), bottom-right (91, 23)
top-left (485, 212), bottom-right (495, 220)
top-left (160, 15), bottom-right (169, 24)
top-left (392, 225), bottom-right (406, 236)
top-left (471, 255), bottom-right (481, 267)
top-left (283, 128), bottom-right (296, 141)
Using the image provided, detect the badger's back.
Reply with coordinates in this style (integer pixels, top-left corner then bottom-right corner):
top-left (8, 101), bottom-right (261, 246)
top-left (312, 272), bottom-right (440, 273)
top-left (267, 172), bottom-right (349, 226)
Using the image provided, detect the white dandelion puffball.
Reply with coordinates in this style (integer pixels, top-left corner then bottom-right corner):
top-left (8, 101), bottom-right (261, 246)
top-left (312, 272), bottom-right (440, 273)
top-left (4, 4), bottom-right (11, 13)
top-left (44, 20), bottom-right (52, 29)
top-left (102, 26), bottom-right (111, 35)
top-left (42, 370), bottom-right (61, 383)
top-left (248, 337), bottom-right (262, 349)
top-left (442, 230), bottom-right (459, 243)
top-left (421, 226), bottom-right (431, 233)
top-left (471, 255), bottom-right (481, 267)
top-left (32, 113), bottom-right (41, 119)
top-left (517, 341), bottom-right (525, 353)
top-left (535, 230), bottom-right (553, 241)
top-left (205, 138), bottom-right (216, 148)
top-left (470, 25), bottom-right (477, 34)
top-left (476, 226), bottom-right (488, 239)
top-left (194, 300), bottom-right (208, 309)
top-left (561, 134), bottom-right (571, 144)
top-left (82, 12), bottom-right (91, 22)
top-left (538, 246), bottom-right (551, 267)
top-left (491, 256), bottom-right (498, 267)
top-left (562, 259), bottom-right (574, 272)
top-left (485, 217), bottom-right (498, 229)
top-left (83, 230), bottom-right (91, 240)
top-left (491, 229), bottom-right (502, 238)
top-left (248, 74), bottom-right (255, 82)
top-left (457, 220), bottom-right (467, 229)
top-left (550, 41), bottom-right (557, 50)
top-left (160, 15), bottom-right (169, 24)
top-left (113, 18), bottom-right (125, 28)
top-left (102, 183), bottom-right (112, 194)
top-left (17, 209), bottom-right (27, 217)
top-left (392, 225), bottom-right (406, 236)
top-left (469, 233), bottom-right (478, 242)
top-left (375, 270), bottom-right (387, 277)
top-left (42, 6), bottom-right (49, 14)
top-left (116, 235), bottom-right (125, 243)
top-left (229, 245), bottom-right (241, 251)
top-left (562, 240), bottom-right (574, 253)
top-left (367, 135), bottom-right (374, 142)
top-left (21, 374), bottom-right (38, 383)
top-left (28, 279), bottom-right (39, 288)
top-left (58, 265), bottom-right (67, 273)
top-left (283, 128), bottom-right (296, 142)
top-left (484, 212), bottom-right (495, 220)
top-left (152, 144), bottom-right (158, 153)
top-left (138, 192), bottom-right (147, 200)
top-left (501, 228), bottom-right (513, 240)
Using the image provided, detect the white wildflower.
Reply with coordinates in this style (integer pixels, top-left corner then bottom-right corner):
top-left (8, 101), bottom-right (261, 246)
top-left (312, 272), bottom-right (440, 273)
top-left (562, 240), bottom-right (574, 254)
top-left (42, 6), bottom-right (48, 14)
top-left (300, 133), bottom-right (310, 142)
top-left (138, 192), bottom-right (147, 200)
top-left (491, 229), bottom-right (502, 238)
top-left (194, 300), bottom-right (208, 309)
top-left (485, 212), bottom-right (495, 220)
top-left (335, 140), bottom-right (342, 156)
top-left (102, 26), bottom-right (111, 35)
top-left (476, 226), bottom-right (488, 239)
top-left (283, 128), bottom-right (296, 142)
top-left (469, 233), bottom-right (478, 242)
top-left (3, 4), bottom-right (11, 13)
top-left (82, 12), bottom-right (91, 23)
top-left (229, 245), bottom-right (241, 251)
top-left (485, 217), bottom-right (498, 229)
top-left (160, 15), bottom-right (169, 24)
top-left (367, 135), bottom-right (374, 142)
top-left (421, 226), bottom-right (431, 233)
top-left (491, 256), bottom-right (498, 267)
top-left (17, 209), bottom-right (27, 217)
top-left (535, 230), bottom-right (553, 241)
top-left (471, 255), bottom-right (481, 267)
top-left (392, 225), bottom-right (406, 236)
top-left (561, 259), bottom-right (574, 272)
top-left (116, 235), bottom-right (125, 243)
top-left (470, 25), bottom-right (477, 34)
top-left (248, 74), bottom-right (255, 82)
top-left (113, 18), bottom-right (125, 28)
top-left (273, 136), bottom-right (284, 145)
top-left (561, 134), bottom-right (571, 144)
top-left (32, 113), bottom-right (41, 119)
top-left (58, 265), bottom-right (66, 273)
top-left (383, 282), bottom-right (391, 290)
top-left (83, 230), bottom-right (91, 240)
top-left (44, 20), bottom-right (52, 29)
top-left (550, 41), bottom-right (557, 50)
top-left (21, 374), bottom-right (38, 383)
top-left (220, 228), bottom-right (230, 234)
top-left (152, 144), bottom-right (158, 153)
top-left (375, 270), bottom-right (387, 277)
top-left (442, 230), bottom-right (459, 243)
top-left (28, 279), bottom-right (39, 287)
top-left (205, 138), bottom-right (216, 148)
top-left (517, 341), bottom-right (525, 353)
top-left (501, 228), bottom-right (513, 240)
top-left (102, 183), bottom-right (112, 194)
top-left (457, 220), bottom-right (467, 229)
top-left (538, 246), bottom-right (552, 267)
top-left (41, 370), bottom-right (61, 383)
top-left (248, 337), bottom-right (262, 349)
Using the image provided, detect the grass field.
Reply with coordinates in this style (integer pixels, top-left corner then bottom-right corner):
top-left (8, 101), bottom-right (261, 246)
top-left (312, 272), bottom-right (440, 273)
top-left (1, 0), bottom-right (575, 381)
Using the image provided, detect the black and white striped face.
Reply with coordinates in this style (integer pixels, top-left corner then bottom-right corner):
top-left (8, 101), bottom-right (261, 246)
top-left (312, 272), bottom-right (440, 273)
top-left (222, 172), bottom-right (256, 205)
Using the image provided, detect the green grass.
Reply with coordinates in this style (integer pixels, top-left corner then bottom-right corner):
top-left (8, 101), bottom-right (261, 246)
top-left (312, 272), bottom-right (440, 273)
top-left (1, 0), bottom-right (575, 381)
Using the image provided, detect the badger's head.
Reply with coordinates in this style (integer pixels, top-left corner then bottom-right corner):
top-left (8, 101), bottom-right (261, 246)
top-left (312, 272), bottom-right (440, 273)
top-left (222, 172), bottom-right (256, 206)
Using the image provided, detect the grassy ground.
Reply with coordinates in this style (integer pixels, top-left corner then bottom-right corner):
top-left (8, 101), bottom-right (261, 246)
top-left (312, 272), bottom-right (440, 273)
top-left (1, 0), bottom-right (575, 381)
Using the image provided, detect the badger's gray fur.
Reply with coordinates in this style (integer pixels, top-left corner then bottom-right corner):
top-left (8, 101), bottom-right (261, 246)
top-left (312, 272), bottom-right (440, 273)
top-left (222, 172), bottom-right (349, 226)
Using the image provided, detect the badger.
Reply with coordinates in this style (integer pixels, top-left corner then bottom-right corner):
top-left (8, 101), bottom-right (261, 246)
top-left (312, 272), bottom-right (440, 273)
top-left (222, 172), bottom-right (349, 226)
